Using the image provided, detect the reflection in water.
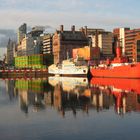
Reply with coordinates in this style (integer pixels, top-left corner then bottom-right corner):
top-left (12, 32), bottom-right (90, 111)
top-left (16, 79), bottom-right (49, 113)
top-left (5, 80), bottom-right (18, 100)
top-left (4, 77), bottom-right (140, 117)
top-left (90, 78), bottom-right (140, 115)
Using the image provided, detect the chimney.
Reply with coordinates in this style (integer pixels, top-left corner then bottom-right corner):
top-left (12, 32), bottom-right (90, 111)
top-left (71, 25), bottom-right (75, 33)
top-left (95, 29), bottom-right (98, 48)
top-left (80, 27), bottom-right (84, 33)
top-left (84, 26), bottom-right (88, 36)
top-left (60, 25), bottom-right (64, 32)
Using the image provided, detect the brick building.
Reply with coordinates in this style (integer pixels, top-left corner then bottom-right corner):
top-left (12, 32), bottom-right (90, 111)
top-left (125, 29), bottom-right (140, 62)
top-left (113, 27), bottom-right (140, 62)
top-left (52, 25), bottom-right (88, 64)
top-left (135, 34), bottom-right (140, 62)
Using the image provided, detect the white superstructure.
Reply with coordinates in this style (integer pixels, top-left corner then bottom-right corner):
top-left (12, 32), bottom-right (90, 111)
top-left (48, 59), bottom-right (88, 75)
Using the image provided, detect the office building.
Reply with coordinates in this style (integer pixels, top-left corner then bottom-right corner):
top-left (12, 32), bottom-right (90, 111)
top-left (98, 32), bottom-right (113, 57)
top-left (43, 34), bottom-right (53, 54)
top-left (17, 23), bottom-right (27, 44)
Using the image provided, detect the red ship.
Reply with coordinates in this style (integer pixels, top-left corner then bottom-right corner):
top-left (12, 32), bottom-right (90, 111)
top-left (90, 42), bottom-right (140, 78)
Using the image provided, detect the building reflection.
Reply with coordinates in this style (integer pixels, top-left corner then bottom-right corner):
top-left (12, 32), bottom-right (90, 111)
top-left (4, 77), bottom-right (140, 117)
top-left (16, 79), bottom-right (50, 113)
top-left (5, 80), bottom-right (18, 100)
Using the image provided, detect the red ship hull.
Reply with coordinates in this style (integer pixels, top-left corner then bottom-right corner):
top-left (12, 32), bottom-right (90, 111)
top-left (90, 63), bottom-right (140, 79)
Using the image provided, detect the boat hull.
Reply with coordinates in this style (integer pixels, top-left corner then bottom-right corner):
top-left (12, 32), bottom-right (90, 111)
top-left (48, 66), bottom-right (88, 77)
top-left (90, 63), bottom-right (140, 78)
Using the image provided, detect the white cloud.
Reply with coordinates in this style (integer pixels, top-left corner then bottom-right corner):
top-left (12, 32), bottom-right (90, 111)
top-left (0, 8), bottom-right (140, 31)
top-left (0, 0), bottom-right (139, 31)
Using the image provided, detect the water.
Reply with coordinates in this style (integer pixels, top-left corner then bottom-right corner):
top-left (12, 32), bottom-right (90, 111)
top-left (0, 77), bottom-right (140, 140)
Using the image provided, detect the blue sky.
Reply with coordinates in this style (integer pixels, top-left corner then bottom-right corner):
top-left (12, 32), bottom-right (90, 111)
top-left (0, 0), bottom-right (140, 56)
top-left (0, 0), bottom-right (140, 30)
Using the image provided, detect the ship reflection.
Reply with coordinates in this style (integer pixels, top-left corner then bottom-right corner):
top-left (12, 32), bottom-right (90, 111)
top-left (4, 77), bottom-right (140, 117)
top-left (90, 78), bottom-right (140, 115)
top-left (48, 76), bottom-right (90, 117)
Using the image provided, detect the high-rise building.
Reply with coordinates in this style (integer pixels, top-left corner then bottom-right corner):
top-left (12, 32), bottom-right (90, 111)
top-left (43, 34), bottom-right (53, 54)
top-left (97, 32), bottom-right (113, 57)
top-left (28, 26), bottom-right (44, 38)
top-left (17, 25), bottom-right (44, 56)
top-left (17, 23), bottom-right (27, 44)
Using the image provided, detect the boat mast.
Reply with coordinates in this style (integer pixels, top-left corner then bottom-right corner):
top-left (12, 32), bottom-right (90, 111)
top-left (67, 51), bottom-right (69, 59)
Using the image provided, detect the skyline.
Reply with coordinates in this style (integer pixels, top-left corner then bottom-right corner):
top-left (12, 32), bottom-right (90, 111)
top-left (0, 0), bottom-right (140, 56)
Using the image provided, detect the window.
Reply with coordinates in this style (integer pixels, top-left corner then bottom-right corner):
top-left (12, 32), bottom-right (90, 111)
top-left (137, 40), bottom-right (140, 61)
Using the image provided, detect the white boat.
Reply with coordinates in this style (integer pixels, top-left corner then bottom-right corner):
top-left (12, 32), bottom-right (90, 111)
top-left (48, 59), bottom-right (88, 76)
